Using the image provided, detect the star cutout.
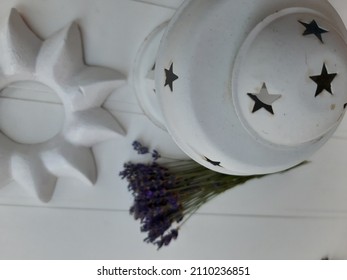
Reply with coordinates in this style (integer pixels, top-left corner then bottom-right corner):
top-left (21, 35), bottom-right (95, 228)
top-left (310, 64), bottom-right (337, 97)
top-left (205, 157), bottom-right (221, 167)
top-left (164, 63), bottom-right (179, 92)
top-left (299, 20), bottom-right (328, 43)
top-left (247, 83), bottom-right (281, 115)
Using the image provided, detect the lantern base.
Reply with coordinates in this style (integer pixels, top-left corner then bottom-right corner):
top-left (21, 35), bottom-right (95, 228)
top-left (131, 22), bottom-right (168, 131)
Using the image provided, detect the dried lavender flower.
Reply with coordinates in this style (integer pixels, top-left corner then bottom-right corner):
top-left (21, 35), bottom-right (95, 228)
top-left (120, 141), bottom-right (305, 249)
top-left (132, 141), bottom-right (149, 155)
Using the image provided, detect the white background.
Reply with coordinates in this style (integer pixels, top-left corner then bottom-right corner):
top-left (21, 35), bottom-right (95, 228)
top-left (0, 0), bottom-right (347, 259)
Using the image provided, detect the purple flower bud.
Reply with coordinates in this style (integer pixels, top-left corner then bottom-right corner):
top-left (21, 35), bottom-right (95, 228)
top-left (132, 141), bottom-right (149, 155)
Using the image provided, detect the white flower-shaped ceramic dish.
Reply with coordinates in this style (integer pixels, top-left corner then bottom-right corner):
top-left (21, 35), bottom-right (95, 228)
top-left (0, 9), bottom-right (125, 202)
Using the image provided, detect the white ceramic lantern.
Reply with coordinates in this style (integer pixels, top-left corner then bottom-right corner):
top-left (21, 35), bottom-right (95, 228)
top-left (134, 0), bottom-right (347, 175)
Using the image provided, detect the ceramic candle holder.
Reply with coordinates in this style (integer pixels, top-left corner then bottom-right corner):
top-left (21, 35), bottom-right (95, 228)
top-left (133, 0), bottom-right (347, 175)
top-left (0, 9), bottom-right (125, 202)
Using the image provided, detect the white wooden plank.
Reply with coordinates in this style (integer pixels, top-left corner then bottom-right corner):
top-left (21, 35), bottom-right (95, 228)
top-left (0, 205), bottom-right (345, 259)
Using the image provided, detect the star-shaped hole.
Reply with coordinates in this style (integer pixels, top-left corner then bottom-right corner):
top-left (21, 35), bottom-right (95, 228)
top-left (298, 20), bottom-right (328, 43)
top-left (205, 157), bottom-right (222, 167)
top-left (310, 64), bottom-right (337, 97)
top-left (247, 83), bottom-right (281, 115)
top-left (164, 63), bottom-right (179, 92)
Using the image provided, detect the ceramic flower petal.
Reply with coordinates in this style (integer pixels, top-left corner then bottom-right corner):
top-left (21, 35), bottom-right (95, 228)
top-left (41, 143), bottom-right (96, 186)
top-left (0, 9), bottom-right (41, 77)
top-left (36, 22), bottom-right (84, 82)
top-left (71, 67), bottom-right (125, 111)
top-left (65, 108), bottom-right (124, 147)
top-left (11, 153), bottom-right (57, 203)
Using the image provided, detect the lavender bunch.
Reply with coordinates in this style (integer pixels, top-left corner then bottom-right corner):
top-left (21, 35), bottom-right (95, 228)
top-left (120, 141), bottom-right (304, 249)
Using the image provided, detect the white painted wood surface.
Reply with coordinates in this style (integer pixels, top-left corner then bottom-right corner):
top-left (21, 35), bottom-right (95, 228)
top-left (0, 0), bottom-right (347, 259)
